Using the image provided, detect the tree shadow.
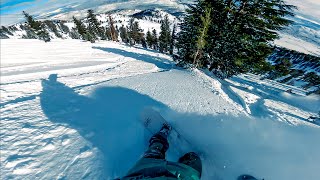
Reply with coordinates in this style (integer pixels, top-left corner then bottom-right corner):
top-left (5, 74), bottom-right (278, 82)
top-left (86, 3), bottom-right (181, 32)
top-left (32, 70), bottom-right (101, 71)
top-left (92, 46), bottom-right (176, 71)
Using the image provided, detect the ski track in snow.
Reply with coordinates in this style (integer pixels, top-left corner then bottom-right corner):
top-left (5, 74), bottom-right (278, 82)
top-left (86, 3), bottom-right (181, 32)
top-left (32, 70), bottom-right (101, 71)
top-left (1, 39), bottom-right (320, 180)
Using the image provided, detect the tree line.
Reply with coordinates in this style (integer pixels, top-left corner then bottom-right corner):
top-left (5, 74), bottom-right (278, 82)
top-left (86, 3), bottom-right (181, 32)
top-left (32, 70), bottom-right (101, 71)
top-left (23, 0), bottom-right (297, 79)
top-left (22, 9), bottom-right (176, 55)
top-left (73, 10), bottom-right (176, 55)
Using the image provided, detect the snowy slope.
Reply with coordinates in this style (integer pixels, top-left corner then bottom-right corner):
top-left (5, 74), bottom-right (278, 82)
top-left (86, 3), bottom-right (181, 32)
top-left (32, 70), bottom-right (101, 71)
top-left (1, 39), bottom-right (320, 179)
top-left (275, 0), bottom-right (320, 56)
top-left (275, 14), bottom-right (320, 57)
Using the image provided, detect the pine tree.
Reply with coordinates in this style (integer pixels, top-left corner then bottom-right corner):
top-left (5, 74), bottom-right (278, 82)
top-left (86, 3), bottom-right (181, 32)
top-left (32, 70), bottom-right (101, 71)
top-left (177, 0), bottom-right (296, 78)
top-left (87, 9), bottom-right (104, 40)
top-left (23, 11), bottom-right (50, 42)
top-left (169, 23), bottom-right (177, 55)
top-left (119, 25), bottom-right (129, 43)
top-left (141, 36), bottom-right (147, 49)
top-left (70, 27), bottom-right (80, 39)
top-left (146, 29), bottom-right (153, 49)
top-left (37, 26), bottom-right (51, 42)
top-left (159, 15), bottom-right (171, 53)
top-left (73, 16), bottom-right (96, 42)
top-left (151, 29), bottom-right (158, 50)
top-left (127, 18), bottom-right (135, 45)
top-left (73, 16), bottom-right (87, 39)
top-left (193, 8), bottom-right (211, 67)
top-left (274, 58), bottom-right (292, 76)
top-left (114, 25), bottom-right (119, 41)
top-left (127, 18), bottom-right (144, 45)
top-left (84, 32), bottom-right (96, 43)
top-left (133, 21), bottom-right (143, 44)
top-left (23, 11), bottom-right (40, 30)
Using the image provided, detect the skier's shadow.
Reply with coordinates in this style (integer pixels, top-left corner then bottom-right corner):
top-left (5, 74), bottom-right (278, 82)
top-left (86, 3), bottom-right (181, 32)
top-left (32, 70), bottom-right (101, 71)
top-left (40, 74), bottom-right (168, 177)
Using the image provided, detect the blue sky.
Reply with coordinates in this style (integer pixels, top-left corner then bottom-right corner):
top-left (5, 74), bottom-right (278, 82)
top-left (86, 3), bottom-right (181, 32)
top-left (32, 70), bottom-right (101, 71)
top-left (1, 0), bottom-right (34, 8)
top-left (1, 0), bottom-right (38, 14)
top-left (0, 0), bottom-right (63, 25)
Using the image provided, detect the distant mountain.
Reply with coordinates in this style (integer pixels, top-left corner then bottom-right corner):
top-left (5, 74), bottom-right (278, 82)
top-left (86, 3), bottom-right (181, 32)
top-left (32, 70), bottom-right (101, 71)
top-left (17, 0), bottom-right (189, 24)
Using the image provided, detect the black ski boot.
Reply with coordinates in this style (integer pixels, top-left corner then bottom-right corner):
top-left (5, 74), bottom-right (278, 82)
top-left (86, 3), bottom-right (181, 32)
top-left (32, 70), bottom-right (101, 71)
top-left (158, 123), bottom-right (172, 138)
top-left (144, 123), bottom-right (172, 159)
top-left (178, 152), bottom-right (202, 177)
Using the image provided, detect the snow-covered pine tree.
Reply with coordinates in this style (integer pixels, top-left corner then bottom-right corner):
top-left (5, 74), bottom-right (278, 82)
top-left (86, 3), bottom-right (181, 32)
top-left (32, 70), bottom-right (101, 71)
top-left (177, 0), bottom-right (296, 78)
top-left (159, 15), bottom-right (171, 53)
top-left (23, 11), bottom-right (50, 42)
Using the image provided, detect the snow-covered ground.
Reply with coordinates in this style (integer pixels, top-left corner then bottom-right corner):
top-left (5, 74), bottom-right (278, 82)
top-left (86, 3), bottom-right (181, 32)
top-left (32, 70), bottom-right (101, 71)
top-left (1, 39), bottom-right (320, 180)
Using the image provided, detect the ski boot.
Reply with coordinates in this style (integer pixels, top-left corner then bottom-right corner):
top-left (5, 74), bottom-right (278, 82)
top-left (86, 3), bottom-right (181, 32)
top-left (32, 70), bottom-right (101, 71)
top-left (178, 152), bottom-right (202, 177)
top-left (145, 123), bottom-right (172, 159)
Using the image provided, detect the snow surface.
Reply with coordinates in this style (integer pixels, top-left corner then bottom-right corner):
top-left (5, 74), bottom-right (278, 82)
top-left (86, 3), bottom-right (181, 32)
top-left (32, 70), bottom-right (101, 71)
top-left (1, 39), bottom-right (320, 180)
top-left (274, 33), bottom-right (320, 56)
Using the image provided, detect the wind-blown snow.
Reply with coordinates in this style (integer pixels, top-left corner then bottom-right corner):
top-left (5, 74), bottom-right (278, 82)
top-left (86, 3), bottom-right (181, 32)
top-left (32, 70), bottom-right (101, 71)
top-left (1, 39), bottom-right (319, 180)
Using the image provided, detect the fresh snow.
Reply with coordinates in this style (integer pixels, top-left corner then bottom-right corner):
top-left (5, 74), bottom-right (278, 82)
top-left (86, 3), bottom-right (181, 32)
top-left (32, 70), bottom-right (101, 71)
top-left (1, 39), bottom-right (320, 180)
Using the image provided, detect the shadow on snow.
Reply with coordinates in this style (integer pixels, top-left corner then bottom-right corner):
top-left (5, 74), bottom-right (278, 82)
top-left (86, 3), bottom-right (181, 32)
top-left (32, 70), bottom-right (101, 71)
top-left (39, 74), bottom-right (320, 180)
top-left (40, 74), bottom-right (168, 177)
top-left (92, 46), bottom-right (176, 71)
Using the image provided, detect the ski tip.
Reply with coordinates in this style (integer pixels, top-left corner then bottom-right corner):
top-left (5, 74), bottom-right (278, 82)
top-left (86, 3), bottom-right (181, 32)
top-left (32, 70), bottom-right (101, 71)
top-left (237, 174), bottom-right (259, 180)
